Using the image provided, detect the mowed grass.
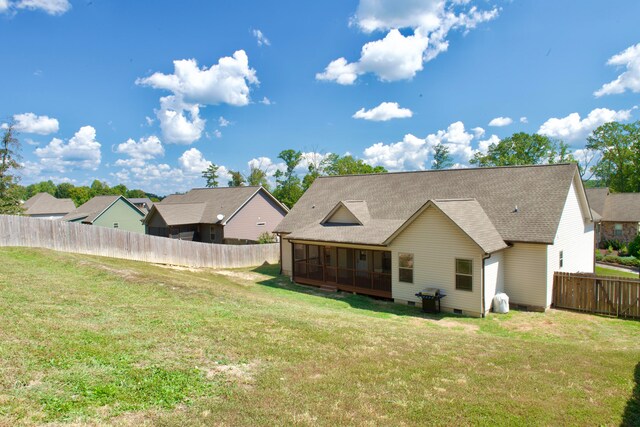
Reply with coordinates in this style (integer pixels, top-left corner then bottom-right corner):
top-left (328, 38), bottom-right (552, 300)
top-left (596, 265), bottom-right (640, 279)
top-left (0, 248), bottom-right (639, 426)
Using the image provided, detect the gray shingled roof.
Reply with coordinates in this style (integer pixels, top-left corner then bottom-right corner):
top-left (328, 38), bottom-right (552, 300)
top-left (23, 193), bottom-right (75, 216)
top-left (586, 188), bottom-right (640, 222)
top-left (602, 193), bottom-right (640, 222)
top-left (585, 187), bottom-right (609, 216)
top-left (62, 196), bottom-right (144, 223)
top-left (146, 186), bottom-right (287, 226)
top-left (152, 203), bottom-right (206, 226)
top-left (276, 163), bottom-right (586, 247)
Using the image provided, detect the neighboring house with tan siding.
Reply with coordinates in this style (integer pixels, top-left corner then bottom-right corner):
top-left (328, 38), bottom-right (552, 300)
top-left (275, 164), bottom-right (594, 317)
top-left (143, 186), bottom-right (288, 244)
top-left (585, 187), bottom-right (640, 246)
top-left (61, 195), bottom-right (146, 233)
top-left (23, 192), bottom-right (75, 220)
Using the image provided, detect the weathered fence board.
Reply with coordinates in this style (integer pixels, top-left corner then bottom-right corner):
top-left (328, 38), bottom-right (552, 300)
top-left (0, 215), bottom-right (279, 269)
top-left (553, 272), bottom-right (640, 319)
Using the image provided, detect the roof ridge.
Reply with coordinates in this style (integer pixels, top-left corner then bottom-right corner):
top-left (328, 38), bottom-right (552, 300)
top-left (316, 163), bottom-right (576, 179)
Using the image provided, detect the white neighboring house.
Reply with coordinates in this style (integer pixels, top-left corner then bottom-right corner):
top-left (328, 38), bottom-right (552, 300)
top-left (22, 192), bottom-right (76, 220)
top-left (274, 163), bottom-right (595, 317)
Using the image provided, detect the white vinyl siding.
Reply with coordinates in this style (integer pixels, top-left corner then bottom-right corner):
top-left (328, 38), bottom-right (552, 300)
top-left (390, 206), bottom-right (484, 316)
top-left (281, 237), bottom-right (292, 276)
top-left (546, 180), bottom-right (594, 306)
top-left (503, 243), bottom-right (548, 308)
top-left (483, 250), bottom-right (505, 313)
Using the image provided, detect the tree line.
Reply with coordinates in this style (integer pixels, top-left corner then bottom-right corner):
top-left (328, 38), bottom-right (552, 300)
top-left (2, 120), bottom-right (640, 214)
top-left (202, 150), bottom-right (388, 208)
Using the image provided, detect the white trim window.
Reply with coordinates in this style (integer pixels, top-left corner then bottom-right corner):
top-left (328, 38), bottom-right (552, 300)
top-left (455, 259), bottom-right (473, 291)
top-left (398, 253), bottom-right (414, 283)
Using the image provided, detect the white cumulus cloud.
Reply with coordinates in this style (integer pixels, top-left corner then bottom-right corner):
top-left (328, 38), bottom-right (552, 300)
top-left (179, 148), bottom-right (211, 174)
top-left (114, 135), bottom-right (164, 168)
top-left (34, 126), bottom-right (101, 172)
top-left (353, 102), bottom-right (413, 121)
top-left (136, 50), bottom-right (258, 106)
top-left (594, 43), bottom-right (640, 97)
top-left (362, 121), bottom-right (475, 171)
top-left (155, 95), bottom-right (205, 144)
top-left (10, 112), bottom-right (59, 135)
top-left (318, 0), bottom-right (498, 84)
top-left (537, 107), bottom-right (633, 142)
top-left (488, 116), bottom-right (513, 127)
top-left (137, 50), bottom-right (258, 145)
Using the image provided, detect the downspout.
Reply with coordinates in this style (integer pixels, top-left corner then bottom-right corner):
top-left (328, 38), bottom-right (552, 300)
top-left (481, 253), bottom-right (492, 318)
top-left (276, 233), bottom-right (283, 274)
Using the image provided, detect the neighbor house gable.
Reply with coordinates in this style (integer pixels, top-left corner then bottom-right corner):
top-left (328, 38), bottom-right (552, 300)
top-left (87, 196), bottom-right (145, 225)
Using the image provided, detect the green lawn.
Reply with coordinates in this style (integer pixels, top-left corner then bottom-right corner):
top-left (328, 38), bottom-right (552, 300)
top-left (1, 247), bottom-right (639, 426)
top-left (596, 265), bottom-right (640, 279)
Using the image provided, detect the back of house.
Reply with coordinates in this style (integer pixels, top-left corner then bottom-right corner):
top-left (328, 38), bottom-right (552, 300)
top-left (144, 186), bottom-right (288, 244)
top-left (275, 163), bottom-right (594, 317)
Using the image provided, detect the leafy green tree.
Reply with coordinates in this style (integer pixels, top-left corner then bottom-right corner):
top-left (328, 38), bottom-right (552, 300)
top-left (323, 154), bottom-right (387, 176)
top-left (246, 165), bottom-right (270, 189)
top-left (68, 186), bottom-right (91, 206)
top-left (431, 144), bottom-right (453, 170)
top-left (109, 184), bottom-right (127, 196)
top-left (227, 170), bottom-right (246, 187)
top-left (55, 182), bottom-right (74, 199)
top-left (470, 132), bottom-right (561, 167)
top-left (273, 149), bottom-right (303, 208)
top-left (202, 164), bottom-right (219, 188)
top-left (126, 189), bottom-right (147, 198)
top-left (26, 180), bottom-right (57, 198)
top-left (0, 123), bottom-right (24, 214)
top-left (586, 121), bottom-right (640, 192)
top-left (90, 180), bottom-right (111, 197)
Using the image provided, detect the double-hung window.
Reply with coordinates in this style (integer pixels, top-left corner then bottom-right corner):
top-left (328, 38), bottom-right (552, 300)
top-left (455, 259), bottom-right (473, 291)
top-left (398, 253), bottom-right (414, 283)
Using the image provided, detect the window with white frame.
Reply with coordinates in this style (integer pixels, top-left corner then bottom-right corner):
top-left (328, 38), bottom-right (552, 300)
top-left (614, 223), bottom-right (623, 237)
top-left (559, 250), bottom-right (564, 268)
top-left (113, 223), bottom-right (119, 228)
top-left (455, 259), bottom-right (473, 291)
top-left (398, 253), bottom-right (414, 283)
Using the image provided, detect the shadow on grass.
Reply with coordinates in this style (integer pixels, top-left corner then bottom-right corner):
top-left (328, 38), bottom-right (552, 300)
top-left (622, 362), bottom-right (640, 427)
top-left (251, 264), bottom-right (469, 321)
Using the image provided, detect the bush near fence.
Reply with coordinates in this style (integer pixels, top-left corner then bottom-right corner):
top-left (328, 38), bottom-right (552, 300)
top-left (0, 215), bottom-right (279, 269)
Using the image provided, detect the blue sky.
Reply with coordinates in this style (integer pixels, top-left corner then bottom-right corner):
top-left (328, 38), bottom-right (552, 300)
top-left (1, 0), bottom-right (639, 195)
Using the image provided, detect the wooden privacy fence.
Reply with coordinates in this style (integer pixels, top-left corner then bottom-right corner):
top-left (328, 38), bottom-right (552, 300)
top-left (553, 272), bottom-right (640, 319)
top-left (0, 215), bottom-right (279, 269)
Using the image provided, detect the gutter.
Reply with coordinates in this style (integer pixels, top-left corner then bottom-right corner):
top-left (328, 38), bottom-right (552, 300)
top-left (275, 232), bottom-right (283, 275)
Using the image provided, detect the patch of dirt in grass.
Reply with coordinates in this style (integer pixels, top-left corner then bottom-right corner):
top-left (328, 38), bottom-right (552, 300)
top-left (77, 261), bottom-right (140, 281)
top-left (409, 317), bottom-right (479, 333)
top-left (203, 361), bottom-right (259, 387)
top-left (213, 269), bottom-right (267, 282)
top-left (155, 264), bottom-right (203, 273)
